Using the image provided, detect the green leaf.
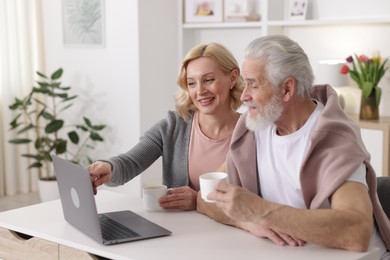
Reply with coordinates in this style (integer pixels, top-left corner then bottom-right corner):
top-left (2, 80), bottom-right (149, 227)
top-left (56, 93), bottom-right (68, 99)
top-left (90, 132), bottom-right (103, 141)
top-left (45, 120), bottom-right (64, 133)
top-left (35, 138), bottom-right (44, 149)
top-left (51, 68), bottom-right (63, 80)
top-left (55, 139), bottom-right (67, 154)
top-left (17, 124), bottom-right (34, 134)
top-left (375, 87), bottom-right (382, 106)
top-left (9, 114), bottom-right (22, 129)
top-left (8, 101), bottom-right (20, 110)
top-left (68, 131), bottom-right (79, 144)
top-left (58, 103), bottom-right (73, 113)
top-left (37, 81), bottom-right (50, 88)
top-left (41, 111), bottom-right (54, 120)
top-left (22, 154), bottom-right (45, 160)
top-left (362, 82), bottom-right (374, 98)
top-left (59, 86), bottom-right (71, 91)
top-left (84, 117), bottom-right (92, 128)
top-left (36, 71), bottom-right (47, 79)
top-left (34, 98), bottom-right (48, 108)
top-left (92, 124), bottom-right (106, 131)
top-left (86, 156), bottom-right (94, 164)
top-left (64, 95), bottom-right (77, 101)
top-left (9, 138), bottom-right (32, 144)
top-left (33, 86), bottom-right (50, 94)
top-left (77, 125), bottom-right (88, 131)
top-left (28, 162), bottom-right (43, 169)
top-left (50, 82), bottom-right (61, 89)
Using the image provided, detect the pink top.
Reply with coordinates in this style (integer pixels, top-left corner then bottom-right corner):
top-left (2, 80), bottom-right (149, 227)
top-left (188, 111), bottom-right (233, 191)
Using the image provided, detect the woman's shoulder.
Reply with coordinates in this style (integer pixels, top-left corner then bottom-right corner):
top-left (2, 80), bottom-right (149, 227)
top-left (149, 110), bottom-right (193, 133)
top-left (166, 110), bottom-right (194, 124)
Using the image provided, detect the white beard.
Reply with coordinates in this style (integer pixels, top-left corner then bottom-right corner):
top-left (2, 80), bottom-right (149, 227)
top-left (245, 95), bottom-right (283, 131)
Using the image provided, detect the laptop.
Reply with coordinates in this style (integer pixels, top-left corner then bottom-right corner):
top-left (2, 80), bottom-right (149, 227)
top-left (52, 155), bottom-right (172, 245)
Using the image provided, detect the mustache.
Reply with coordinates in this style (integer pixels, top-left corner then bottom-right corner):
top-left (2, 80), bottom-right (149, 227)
top-left (243, 101), bottom-right (258, 108)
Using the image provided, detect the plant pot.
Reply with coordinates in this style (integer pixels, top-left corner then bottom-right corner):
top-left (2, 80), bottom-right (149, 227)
top-left (359, 92), bottom-right (379, 120)
top-left (37, 177), bottom-right (60, 202)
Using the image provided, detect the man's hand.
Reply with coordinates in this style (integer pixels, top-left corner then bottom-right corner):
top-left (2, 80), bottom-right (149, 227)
top-left (208, 181), bottom-right (262, 222)
top-left (241, 222), bottom-right (305, 247)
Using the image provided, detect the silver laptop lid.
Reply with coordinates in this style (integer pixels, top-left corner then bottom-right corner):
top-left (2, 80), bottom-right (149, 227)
top-left (52, 154), bottom-right (104, 243)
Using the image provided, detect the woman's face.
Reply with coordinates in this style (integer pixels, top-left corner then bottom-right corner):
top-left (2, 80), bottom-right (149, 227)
top-left (186, 57), bottom-right (236, 116)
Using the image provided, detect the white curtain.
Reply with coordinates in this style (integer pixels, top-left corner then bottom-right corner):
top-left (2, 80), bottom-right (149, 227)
top-left (0, 0), bottom-right (44, 196)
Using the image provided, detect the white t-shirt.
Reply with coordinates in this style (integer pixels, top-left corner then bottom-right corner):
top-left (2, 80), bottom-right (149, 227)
top-left (254, 100), bottom-right (387, 257)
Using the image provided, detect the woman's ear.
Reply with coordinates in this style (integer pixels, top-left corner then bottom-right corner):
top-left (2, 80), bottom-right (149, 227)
top-left (230, 69), bottom-right (239, 89)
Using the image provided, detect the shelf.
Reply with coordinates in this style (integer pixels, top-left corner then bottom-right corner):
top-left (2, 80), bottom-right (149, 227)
top-left (268, 17), bottom-right (390, 27)
top-left (348, 114), bottom-right (390, 177)
top-left (182, 18), bottom-right (390, 30)
top-left (182, 22), bottom-right (262, 29)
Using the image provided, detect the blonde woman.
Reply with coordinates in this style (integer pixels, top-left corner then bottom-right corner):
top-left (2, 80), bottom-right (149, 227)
top-left (89, 43), bottom-right (243, 211)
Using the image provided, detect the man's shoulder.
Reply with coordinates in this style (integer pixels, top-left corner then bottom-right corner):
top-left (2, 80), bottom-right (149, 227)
top-left (231, 113), bottom-right (255, 146)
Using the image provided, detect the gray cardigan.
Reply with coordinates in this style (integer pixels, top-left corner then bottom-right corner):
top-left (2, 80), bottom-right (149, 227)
top-left (106, 111), bottom-right (192, 188)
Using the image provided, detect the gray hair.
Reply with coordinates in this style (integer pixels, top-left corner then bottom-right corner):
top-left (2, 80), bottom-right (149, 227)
top-left (244, 35), bottom-right (314, 98)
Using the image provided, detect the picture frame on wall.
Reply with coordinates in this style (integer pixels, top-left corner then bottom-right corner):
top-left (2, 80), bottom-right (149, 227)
top-left (62, 0), bottom-right (105, 47)
top-left (288, 0), bottom-right (308, 20)
top-left (184, 0), bottom-right (224, 23)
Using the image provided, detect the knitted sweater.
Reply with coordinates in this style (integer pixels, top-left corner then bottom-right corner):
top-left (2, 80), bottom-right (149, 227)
top-left (106, 111), bottom-right (192, 188)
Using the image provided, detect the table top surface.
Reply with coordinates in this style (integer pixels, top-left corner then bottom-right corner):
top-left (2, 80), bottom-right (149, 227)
top-left (0, 190), bottom-right (379, 260)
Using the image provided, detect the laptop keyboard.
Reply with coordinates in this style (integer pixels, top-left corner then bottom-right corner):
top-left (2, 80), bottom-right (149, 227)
top-left (99, 214), bottom-right (140, 241)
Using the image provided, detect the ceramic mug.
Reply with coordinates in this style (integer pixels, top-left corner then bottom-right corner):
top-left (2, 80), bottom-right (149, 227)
top-left (199, 172), bottom-right (228, 203)
top-left (143, 185), bottom-right (168, 211)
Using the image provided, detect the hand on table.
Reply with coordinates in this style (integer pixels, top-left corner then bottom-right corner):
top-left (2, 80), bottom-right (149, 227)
top-left (159, 186), bottom-right (197, 211)
top-left (241, 222), bottom-right (305, 247)
top-left (207, 182), bottom-right (305, 246)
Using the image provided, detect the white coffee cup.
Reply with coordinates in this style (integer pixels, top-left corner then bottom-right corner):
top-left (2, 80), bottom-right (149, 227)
top-left (143, 185), bottom-right (168, 211)
top-left (199, 172), bottom-right (228, 203)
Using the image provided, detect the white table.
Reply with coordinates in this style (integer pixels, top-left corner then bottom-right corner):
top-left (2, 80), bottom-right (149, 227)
top-left (0, 190), bottom-right (380, 260)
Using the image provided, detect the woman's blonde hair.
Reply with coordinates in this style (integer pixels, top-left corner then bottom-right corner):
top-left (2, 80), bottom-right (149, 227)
top-left (175, 43), bottom-right (244, 120)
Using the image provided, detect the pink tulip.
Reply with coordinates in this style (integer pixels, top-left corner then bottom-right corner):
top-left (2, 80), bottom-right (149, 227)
top-left (340, 65), bottom-right (350, 74)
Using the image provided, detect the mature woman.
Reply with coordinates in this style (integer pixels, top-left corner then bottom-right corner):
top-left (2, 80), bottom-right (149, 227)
top-left (89, 43), bottom-right (243, 211)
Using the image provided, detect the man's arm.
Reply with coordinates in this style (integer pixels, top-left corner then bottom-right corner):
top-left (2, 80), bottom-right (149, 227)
top-left (210, 181), bottom-right (373, 252)
top-left (197, 192), bottom-right (306, 246)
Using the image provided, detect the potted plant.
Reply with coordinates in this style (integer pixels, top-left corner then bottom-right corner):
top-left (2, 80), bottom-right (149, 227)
top-left (8, 68), bottom-right (106, 201)
top-left (340, 52), bottom-right (388, 120)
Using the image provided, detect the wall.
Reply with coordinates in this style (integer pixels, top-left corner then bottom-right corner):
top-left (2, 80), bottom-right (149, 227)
top-left (280, 0), bottom-right (390, 116)
top-left (40, 0), bottom-right (390, 197)
top-left (41, 0), bottom-right (179, 197)
top-left (138, 0), bottom-right (180, 187)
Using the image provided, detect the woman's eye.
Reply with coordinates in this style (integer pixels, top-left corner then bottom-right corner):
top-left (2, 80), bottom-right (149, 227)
top-left (204, 78), bottom-right (214, 85)
top-left (187, 82), bottom-right (196, 88)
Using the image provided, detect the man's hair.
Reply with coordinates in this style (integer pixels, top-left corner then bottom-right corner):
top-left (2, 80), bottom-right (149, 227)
top-left (175, 43), bottom-right (244, 120)
top-left (244, 35), bottom-right (314, 98)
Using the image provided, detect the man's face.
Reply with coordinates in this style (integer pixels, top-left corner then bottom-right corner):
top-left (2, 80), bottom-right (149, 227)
top-left (241, 58), bottom-right (283, 131)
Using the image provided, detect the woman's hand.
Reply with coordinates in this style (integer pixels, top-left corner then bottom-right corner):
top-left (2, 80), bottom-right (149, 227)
top-left (88, 161), bottom-right (112, 194)
top-left (159, 186), bottom-right (197, 211)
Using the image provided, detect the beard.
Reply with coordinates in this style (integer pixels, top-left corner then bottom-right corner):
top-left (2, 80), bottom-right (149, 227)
top-left (245, 94), bottom-right (283, 131)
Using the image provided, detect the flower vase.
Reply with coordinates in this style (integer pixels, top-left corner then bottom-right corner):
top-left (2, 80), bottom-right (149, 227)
top-left (359, 92), bottom-right (379, 120)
